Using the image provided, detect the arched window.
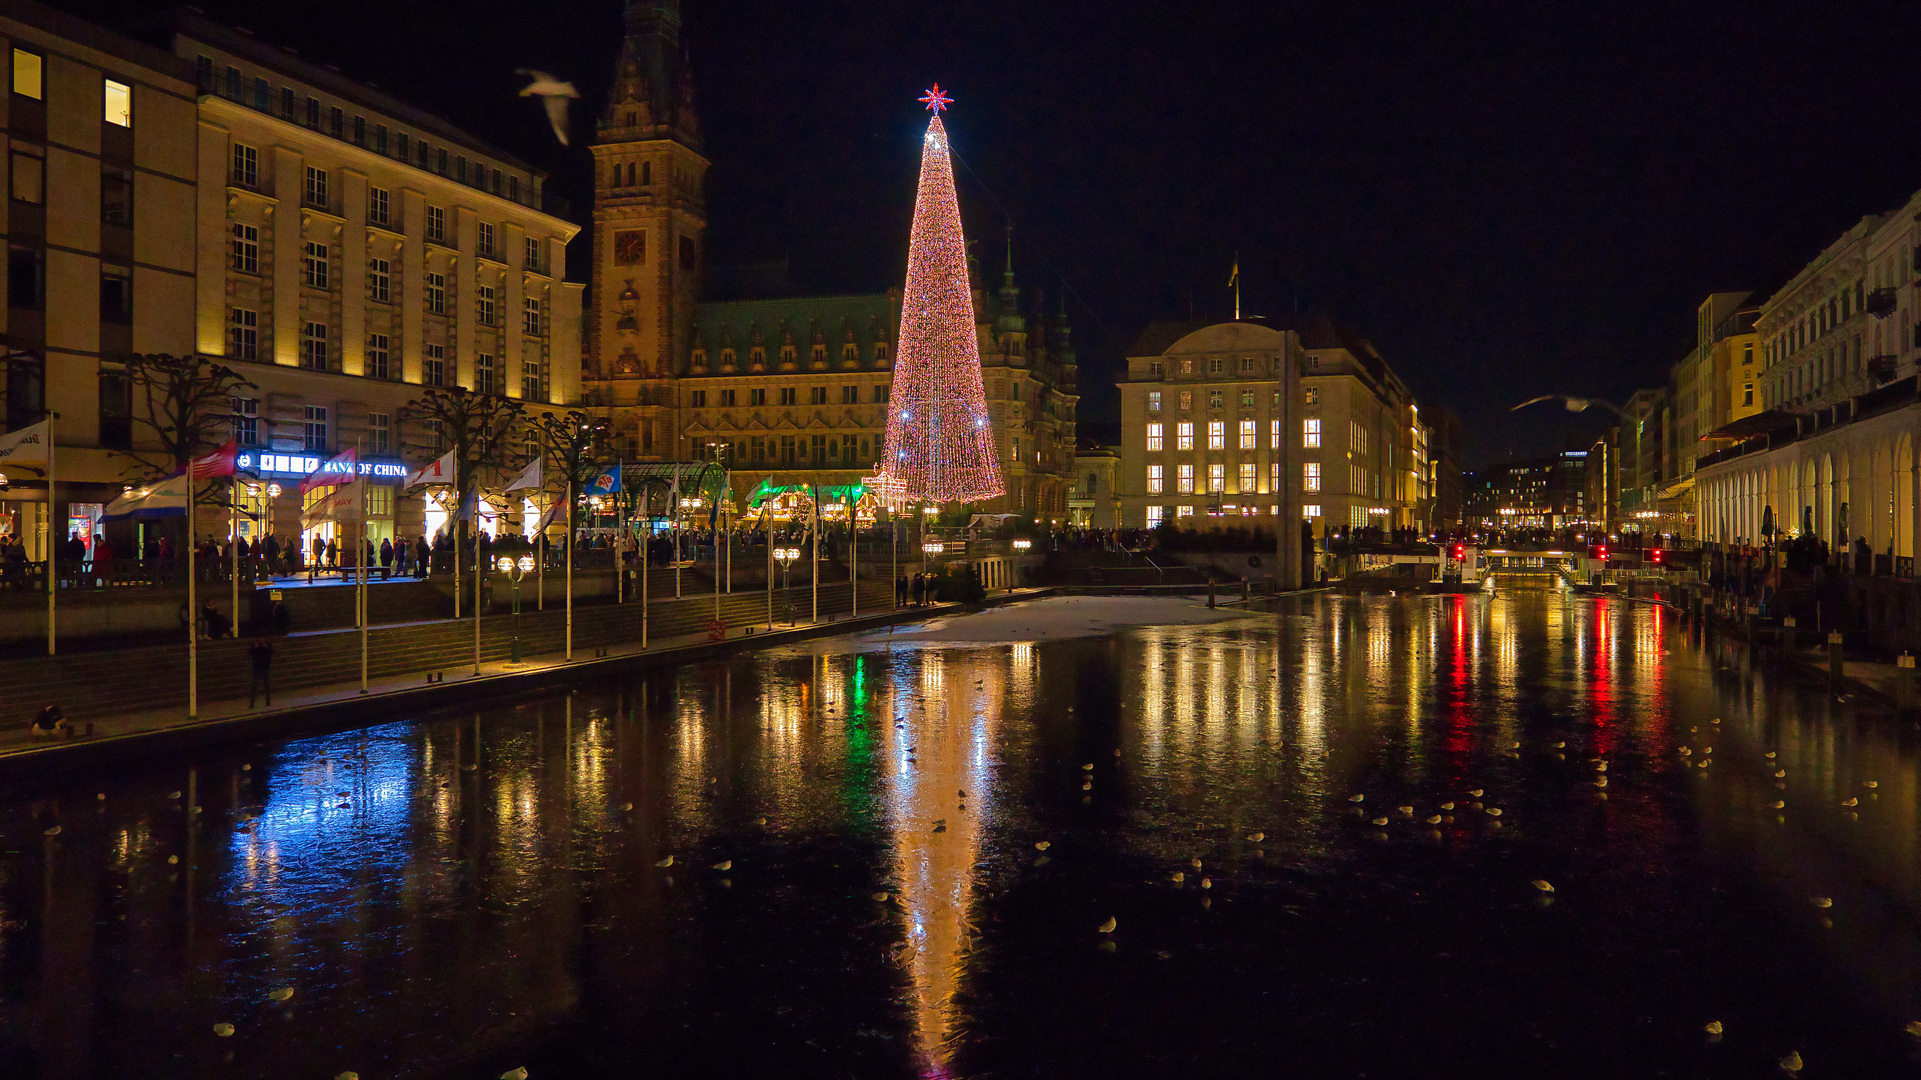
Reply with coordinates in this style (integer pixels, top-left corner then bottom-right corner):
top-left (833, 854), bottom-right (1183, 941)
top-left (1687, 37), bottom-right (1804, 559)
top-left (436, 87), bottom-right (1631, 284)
top-left (641, 161), bottom-right (652, 186)
top-left (625, 162), bottom-right (636, 187)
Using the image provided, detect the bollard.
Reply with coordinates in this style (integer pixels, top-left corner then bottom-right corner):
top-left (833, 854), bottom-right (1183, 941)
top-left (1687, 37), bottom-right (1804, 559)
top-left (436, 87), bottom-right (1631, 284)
top-left (1782, 615), bottom-right (1797, 660)
top-left (1208, 581), bottom-right (1216, 608)
top-left (1828, 630), bottom-right (1844, 686)
top-left (1898, 653), bottom-right (1916, 712)
top-left (1242, 578), bottom-right (1250, 603)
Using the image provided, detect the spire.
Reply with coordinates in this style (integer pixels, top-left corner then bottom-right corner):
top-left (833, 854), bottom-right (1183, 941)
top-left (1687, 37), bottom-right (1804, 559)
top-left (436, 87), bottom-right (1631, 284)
top-left (997, 223), bottom-right (1024, 335)
top-left (600, 0), bottom-right (700, 148)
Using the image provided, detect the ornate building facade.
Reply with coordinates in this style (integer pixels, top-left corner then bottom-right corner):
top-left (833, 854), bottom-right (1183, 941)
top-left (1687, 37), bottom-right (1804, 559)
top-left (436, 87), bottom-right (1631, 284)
top-left (580, 1), bottom-right (1078, 518)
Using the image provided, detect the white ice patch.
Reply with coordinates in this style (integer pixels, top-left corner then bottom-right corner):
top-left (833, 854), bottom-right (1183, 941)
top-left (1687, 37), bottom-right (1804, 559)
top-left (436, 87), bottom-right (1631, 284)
top-left (798, 595), bottom-right (1262, 653)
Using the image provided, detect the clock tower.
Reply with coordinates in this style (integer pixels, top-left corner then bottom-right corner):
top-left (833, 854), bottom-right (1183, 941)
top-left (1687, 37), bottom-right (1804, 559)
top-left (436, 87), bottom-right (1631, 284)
top-left (586, 0), bottom-right (707, 461)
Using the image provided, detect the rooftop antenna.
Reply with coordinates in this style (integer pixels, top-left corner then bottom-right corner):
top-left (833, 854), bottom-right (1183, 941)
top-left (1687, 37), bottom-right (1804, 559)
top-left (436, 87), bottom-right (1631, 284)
top-left (1229, 253), bottom-right (1240, 321)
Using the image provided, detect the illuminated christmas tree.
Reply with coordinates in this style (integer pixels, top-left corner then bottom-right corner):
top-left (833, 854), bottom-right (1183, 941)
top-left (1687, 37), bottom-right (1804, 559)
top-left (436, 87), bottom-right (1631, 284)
top-left (877, 85), bottom-right (1005, 504)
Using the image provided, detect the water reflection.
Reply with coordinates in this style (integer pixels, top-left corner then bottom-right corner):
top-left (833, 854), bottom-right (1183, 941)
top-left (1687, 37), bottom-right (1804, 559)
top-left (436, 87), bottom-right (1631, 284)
top-left (7, 592), bottom-right (1921, 1077)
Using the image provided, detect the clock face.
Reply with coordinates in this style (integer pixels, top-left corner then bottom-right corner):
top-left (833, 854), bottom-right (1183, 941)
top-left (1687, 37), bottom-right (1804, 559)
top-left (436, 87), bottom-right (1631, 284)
top-left (615, 230), bottom-right (646, 265)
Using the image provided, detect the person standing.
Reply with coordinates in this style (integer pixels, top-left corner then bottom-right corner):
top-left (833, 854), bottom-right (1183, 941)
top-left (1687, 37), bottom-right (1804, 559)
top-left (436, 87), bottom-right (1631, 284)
top-left (263, 532), bottom-right (281, 578)
top-left (380, 537), bottom-right (394, 580)
top-left (911, 572), bottom-right (925, 606)
top-left (247, 635), bottom-right (274, 708)
top-left (415, 534), bottom-right (431, 579)
top-left (325, 536), bottom-right (338, 573)
top-left (895, 574), bottom-right (908, 606)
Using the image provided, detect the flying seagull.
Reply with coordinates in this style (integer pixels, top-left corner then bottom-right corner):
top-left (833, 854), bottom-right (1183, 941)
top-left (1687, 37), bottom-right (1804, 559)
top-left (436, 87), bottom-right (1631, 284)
top-left (516, 69), bottom-right (580, 146)
top-left (1511, 393), bottom-right (1627, 418)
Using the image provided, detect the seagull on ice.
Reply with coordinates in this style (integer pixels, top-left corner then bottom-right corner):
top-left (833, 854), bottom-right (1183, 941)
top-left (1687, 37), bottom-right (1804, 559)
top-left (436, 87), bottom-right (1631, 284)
top-left (516, 69), bottom-right (579, 146)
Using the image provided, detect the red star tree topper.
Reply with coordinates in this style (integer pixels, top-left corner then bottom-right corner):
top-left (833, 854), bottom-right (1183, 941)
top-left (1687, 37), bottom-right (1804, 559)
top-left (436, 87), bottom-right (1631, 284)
top-left (876, 88), bottom-right (1005, 504)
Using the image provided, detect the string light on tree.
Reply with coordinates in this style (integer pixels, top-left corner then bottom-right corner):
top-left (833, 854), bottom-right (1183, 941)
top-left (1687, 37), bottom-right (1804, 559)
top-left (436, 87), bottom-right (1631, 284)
top-left (876, 84), bottom-right (1005, 505)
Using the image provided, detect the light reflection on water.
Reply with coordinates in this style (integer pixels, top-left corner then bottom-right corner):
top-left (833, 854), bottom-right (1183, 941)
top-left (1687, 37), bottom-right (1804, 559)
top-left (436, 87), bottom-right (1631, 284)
top-left (6, 592), bottom-right (1921, 1077)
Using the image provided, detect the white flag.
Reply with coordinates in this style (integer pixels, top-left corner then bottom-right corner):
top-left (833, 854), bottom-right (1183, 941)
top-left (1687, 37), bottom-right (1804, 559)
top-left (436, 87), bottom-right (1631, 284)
top-left (405, 449), bottom-right (455, 488)
top-left (504, 456), bottom-right (542, 493)
top-left (0, 419), bottom-right (50, 467)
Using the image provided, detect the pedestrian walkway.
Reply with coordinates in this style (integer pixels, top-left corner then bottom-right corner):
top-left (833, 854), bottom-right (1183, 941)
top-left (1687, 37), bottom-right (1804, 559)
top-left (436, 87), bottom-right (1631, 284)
top-left (0, 587), bottom-right (1059, 777)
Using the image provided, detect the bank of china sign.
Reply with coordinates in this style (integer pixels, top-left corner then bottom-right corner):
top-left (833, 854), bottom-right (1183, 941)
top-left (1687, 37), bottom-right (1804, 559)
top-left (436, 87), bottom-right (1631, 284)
top-left (238, 452), bottom-right (409, 482)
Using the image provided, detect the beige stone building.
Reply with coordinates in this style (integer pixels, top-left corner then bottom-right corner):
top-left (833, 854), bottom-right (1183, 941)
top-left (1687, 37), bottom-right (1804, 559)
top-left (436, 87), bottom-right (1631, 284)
top-left (1117, 321), bottom-right (1301, 529)
top-left (1067, 443), bottom-right (1119, 528)
top-left (0, 0), bottom-right (198, 559)
top-left (580, 1), bottom-right (1077, 519)
top-left (1118, 317), bottom-right (1421, 540)
top-left (159, 11), bottom-right (581, 547)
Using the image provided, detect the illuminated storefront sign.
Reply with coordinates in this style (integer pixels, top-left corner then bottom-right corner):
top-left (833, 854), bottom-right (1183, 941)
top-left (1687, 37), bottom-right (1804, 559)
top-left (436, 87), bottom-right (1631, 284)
top-left (237, 452), bottom-right (409, 483)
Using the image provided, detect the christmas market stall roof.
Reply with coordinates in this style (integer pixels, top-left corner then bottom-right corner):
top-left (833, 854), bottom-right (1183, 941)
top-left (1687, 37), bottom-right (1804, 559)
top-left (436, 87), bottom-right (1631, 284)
top-left (613, 461), bottom-right (728, 499)
top-left (744, 479), bottom-right (870, 508)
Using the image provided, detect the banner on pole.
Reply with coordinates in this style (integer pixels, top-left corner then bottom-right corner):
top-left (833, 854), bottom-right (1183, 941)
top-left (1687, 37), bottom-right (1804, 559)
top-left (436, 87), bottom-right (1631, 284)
top-left (0, 419), bottom-right (50, 467)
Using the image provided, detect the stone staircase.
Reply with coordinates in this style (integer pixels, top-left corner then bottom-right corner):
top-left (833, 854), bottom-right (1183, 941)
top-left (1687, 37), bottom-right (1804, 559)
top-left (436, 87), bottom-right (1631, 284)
top-left (0, 580), bottom-right (893, 726)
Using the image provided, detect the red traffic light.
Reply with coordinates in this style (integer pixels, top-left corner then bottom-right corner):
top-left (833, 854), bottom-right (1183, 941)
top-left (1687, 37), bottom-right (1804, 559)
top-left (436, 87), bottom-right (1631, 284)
top-left (1648, 548), bottom-right (1663, 563)
top-left (1451, 544), bottom-right (1465, 560)
top-left (1592, 544), bottom-right (1608, 561)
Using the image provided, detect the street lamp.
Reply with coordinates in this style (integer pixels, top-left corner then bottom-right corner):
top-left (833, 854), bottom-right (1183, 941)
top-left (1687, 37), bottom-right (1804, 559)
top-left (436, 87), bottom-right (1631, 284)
top-left (1011, 538), bottom-right (1032, 552)
top-left (497, 554), bottom-right (533, 662)
top-left (774, 545), bottom-right (800, 599)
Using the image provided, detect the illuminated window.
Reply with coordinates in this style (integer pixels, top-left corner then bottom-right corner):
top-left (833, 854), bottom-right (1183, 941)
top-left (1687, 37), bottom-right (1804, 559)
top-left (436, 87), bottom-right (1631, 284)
top-left (1303, 463), bottom-right (1321, 492)
top-left (1239, 462), bottom-right (1257, 493)
top-left (11, 49), bottom-right (42, 99)
top-left (1303, 504), bottom-right (1322, 518)
top-left (1179, 391), bottom-right (1192, 411)
top-left (103, 80), bottom-right (131, 127)
top-left (1303, 418), bottom-right (1321, 448)
top-left (1208, 420), bottom-right (1224, 450)
top-left (1270, 461), bottom-right (1280, 491)
top-left (1180, 360), bottom-right (1193, 374)
top-left (1239, 419), bottom-right (1256, 449)
top-left (1177, 463), bottom-right (1195, 494)
top-left (1208, 390), bottom-right (1224, 409)
top-left (1304, 386), bottom-right (1320, 406)
top-left (1147, 390), bottom-right (1161, 412)
top-left (1177, 422), bottom-right (1194, 451)
top-left (1207, 463), bottom-right (1224, 493)
top-left (1271, 419), bottom-right (1281, 448)
top-left (1147, 464), bottom-right (1164, 494)
top-left (1177, 504), bottom-right (1195, 518)
top-left (1146, 505), bottom-right (1164, 528)
top-left (1146, 422), bottom-right (1163, 452)
top-left (1350, 421), bottom-right (1368, 454)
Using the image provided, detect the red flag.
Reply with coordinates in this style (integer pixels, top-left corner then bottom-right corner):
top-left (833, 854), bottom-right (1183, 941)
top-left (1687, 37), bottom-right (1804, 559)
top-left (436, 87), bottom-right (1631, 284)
top-left (189, 440), bottom-right (238, 479)
top-left (300, 446), bottom-right (359, 495)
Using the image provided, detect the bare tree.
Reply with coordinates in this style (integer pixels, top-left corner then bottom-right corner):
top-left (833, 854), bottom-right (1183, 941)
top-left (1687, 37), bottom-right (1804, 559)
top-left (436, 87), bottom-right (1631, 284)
top-left (120, 352), bottom-right (256, 517)
top-left (399, 386), bottom-right (525, 512)
top-left (121, 352), bottom-right (255, 475)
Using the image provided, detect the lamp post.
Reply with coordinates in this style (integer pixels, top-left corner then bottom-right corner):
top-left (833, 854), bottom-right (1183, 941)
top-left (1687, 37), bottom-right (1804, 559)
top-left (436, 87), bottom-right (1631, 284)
top-left (497, 554), bottom-right (532, 662)
top-left (774, 545), bottom-right (800, 622)
top-left (921, 539), bottom-right (943, 601)
top-left (1011, 536), bottom-right (1031, 593)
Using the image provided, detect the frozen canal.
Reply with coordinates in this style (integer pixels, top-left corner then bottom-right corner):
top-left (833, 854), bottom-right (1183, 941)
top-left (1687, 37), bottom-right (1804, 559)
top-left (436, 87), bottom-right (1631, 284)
top-left (4, 592), bottom-right (1921, 1078)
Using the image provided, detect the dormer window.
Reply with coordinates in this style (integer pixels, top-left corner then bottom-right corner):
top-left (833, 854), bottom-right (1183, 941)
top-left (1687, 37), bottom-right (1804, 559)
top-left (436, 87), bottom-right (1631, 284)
top-left (842, 343), bottom-right (859, 365)
top-left (811, 344), bottom-right (827, 365)
top-left (779, 344), bottom-right (797, 366)
top-left (691, 347), bottom-right (707, 368)
top-left (720, 348), bottom-right (737, 370)
top-left (750, 346), bottom-right (766, 367)
top-left (874, 342), bottom-right (890, 363)
top-left (625, 110), bottom-right (637, 127)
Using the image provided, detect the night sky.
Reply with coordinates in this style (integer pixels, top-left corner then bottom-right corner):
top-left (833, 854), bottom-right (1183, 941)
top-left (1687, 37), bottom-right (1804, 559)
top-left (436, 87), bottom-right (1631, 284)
top-left (67, 0), bottom-right (1921, 465)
